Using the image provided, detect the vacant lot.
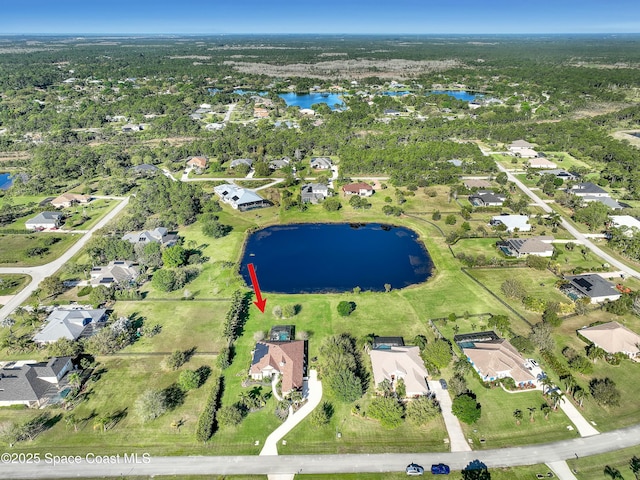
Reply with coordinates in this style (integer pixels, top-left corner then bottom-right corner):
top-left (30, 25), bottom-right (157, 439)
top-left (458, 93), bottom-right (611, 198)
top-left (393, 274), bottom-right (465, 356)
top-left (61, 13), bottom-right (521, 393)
top-left (0, 233), bottom-right (79, 266)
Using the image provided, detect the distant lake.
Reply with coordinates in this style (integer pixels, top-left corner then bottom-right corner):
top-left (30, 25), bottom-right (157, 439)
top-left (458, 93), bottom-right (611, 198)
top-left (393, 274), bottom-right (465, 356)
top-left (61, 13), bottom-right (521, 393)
top-left (240, 223), bottom-right (433, 294)
top-left (429, 90), bottom-right (482, 102)
top-left (233, 89), bottom-right (268, 96)
top-left (278, 92), bottom-right (345, 110)
top-left (0, 173), bottom-right (12, 190)
top-left (383, 91), bottom-right (411, 96)
top-left (632, 132), bottom-right (640, 139)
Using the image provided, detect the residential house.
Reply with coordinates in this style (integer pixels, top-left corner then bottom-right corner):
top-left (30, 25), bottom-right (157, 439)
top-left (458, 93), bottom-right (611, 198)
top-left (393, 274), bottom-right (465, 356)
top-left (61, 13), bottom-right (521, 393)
top-left (527, 157), bottom-right (558, 169)
top-left (249, 340), bottom-right (306, 394)
top-left (562, 274), bottom-right (621, 304)
top-left (610, 215), bottom-right (640, 236)
top-left (468, 190), bottom-right (506, 207)
top-left (213, 184), bottom-right (269, 211)
top-left (310, 157), bottom-right (332, 170)
top-left (121, 124), bottom-right (143, 132)
top-left (579, 321), bottom-right (640, 359)
top-left (490, 214), bottom-right (532, 232)
top-left (253, 107), bottom-right (269, 118)
top-left (129, 164), bottom-right (159, 176)
top-left (538, 169), bottom-right (577, 181)
top-left (269, 157), bottom-right (291, 170)
top-left (508, 139), bottom-right (534, 152)
top-left (122, 227), bottom-right (178, 247)
top-left (205, 123), bottom-right (224, 131)
top-left (301, 183), bottom-right (329, 204)
top-left (299, 108), bottom-right (315, 116)
top-left (369, 345), bottom-right (430, 397)
top-left (90, 260), bottom-right (139, 288)
top-left (461, 337), bottom-right (536, 387)
top-left (33, 307), bottom-right (107, 344)
top-left (25, 212), bottom-right (63, 230)
top-left (463, 179), bottom-right (492, 189)
top-left (500, 236), bottom-right (554, 257)
top-left (186, 156), bottom-right (208, 173)
top-left (342, 182), bottom-right (374, 197)
top-left (230, 158), bottom-right (254, 169)
top-left (0, 357), bottom-right (73, 407)
top-left (570, 182), bottom-right (610, 198)
top-left (383, 108), bottom-right (401, 116)
top-left (569, 182), bottom-right (623, 210)
top-left (50, 193), bottom-right (91, 209)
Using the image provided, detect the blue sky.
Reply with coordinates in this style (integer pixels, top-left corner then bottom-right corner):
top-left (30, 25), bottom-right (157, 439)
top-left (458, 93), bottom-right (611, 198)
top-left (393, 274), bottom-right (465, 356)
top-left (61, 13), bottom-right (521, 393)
top-left (1, 0), bottom-right (638, 34)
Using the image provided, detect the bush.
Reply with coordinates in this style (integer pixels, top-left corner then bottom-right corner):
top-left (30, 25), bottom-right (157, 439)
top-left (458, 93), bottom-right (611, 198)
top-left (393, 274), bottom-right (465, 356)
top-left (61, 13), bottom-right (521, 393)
top-left (337, 301), bottom-right (356, 317)
top-left (323, 197), bottom-right (342, 212)
top-left (196, 376), bottom-right (223, 442)
top-left (178, 370), bottom-right (202, 391)
top-left (451, 393), bottom-right (481, 424)
top-left (77, 285), bottom-right (93, 297)
top-left (310, 401), bottom-right (333, 427)
top-left (135, 389), bottom-right (168, 422)
top-left (368, 396), bottom-right (404, 428)
top-left (165, 350), bottom-right (187, 370)
top-left (152, 269), bottom-right (177, 292)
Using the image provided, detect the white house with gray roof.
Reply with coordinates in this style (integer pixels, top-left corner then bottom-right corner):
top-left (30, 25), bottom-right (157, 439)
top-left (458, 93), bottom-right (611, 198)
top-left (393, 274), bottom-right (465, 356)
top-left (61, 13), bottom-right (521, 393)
top-left (501, 236), bottom-right (554, 258)
top-left (310, 157), bottom-right (332, 169)
top-left (33, 308), bottom-right (107, 344)
top-left (25, 212), bottom-right (63, 230)
top-left (301, 183), bottom-right (329, 204)
top-left (0, 357), bottom-right (73, 407)
top-left (90, 261), bottom-right (139, 287)
top-left (214, 184), bottom-right (269, 211)
top-left (229, 158), bottom-right (254, 169)
top-left (122, 227), bottom-right (178, 247)
top-left (563, 274), bottom-right (621, 304)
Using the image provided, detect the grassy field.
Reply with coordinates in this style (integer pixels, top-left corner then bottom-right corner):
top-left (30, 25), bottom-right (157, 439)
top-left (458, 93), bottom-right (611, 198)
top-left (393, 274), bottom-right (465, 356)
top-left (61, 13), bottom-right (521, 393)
top-left (0, 273), bottom-right (30, 295)
top-left (0, 233), bottom-right (80, 266)
top-left (61, 199), bottom-right (119, 230)
top-left (567, 446), bottom-right (640, 480)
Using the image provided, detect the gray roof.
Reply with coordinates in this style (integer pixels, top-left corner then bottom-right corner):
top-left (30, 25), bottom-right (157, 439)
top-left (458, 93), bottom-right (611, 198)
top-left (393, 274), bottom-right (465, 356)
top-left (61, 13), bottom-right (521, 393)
top-left (469, 191), bottom-right (505, 206)
top-left (230, 158), bottom-right (254, 168)
top-left (583, 196), bottom-right (624, 210)
top-left (566, 274), bottom-right (618, 299)
top-left (90, 261), bottom-right (139, 286)
top-left (310, 157), bottom-right (332, 168)
top-left (301, 183), bottom-right (329, 203)
top-left (214, 184), bottom-right (266, 209)
top-left (25, 211), bottom-right (63, 226)
top-left (571, 182), bottom-right (608, 195)
top-left (122, 227), bottom-right (177, 245)
top-left (505, 237), bottom-right (554, 255)
top-left (269, 158), bottom-right (290, 169)
top-left (130, 164), bottom-right (159, 173)
top-left (538, 169), bottom-right (576, 179)
top-left (33, 308), bottom-right (106, 343)
top-left (0, 357), bottom-right (71, 403)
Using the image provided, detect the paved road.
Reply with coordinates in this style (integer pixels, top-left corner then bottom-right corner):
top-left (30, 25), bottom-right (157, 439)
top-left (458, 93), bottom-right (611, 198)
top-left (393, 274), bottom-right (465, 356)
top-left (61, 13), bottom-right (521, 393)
top-left (0, 197), bottom-right (130, 321)
top-left (223, 103), bottom-right (236, 123)
top-left (3, 423), bottom-right (640, 479)
top-left (495, 162), bottom-right (640, 279)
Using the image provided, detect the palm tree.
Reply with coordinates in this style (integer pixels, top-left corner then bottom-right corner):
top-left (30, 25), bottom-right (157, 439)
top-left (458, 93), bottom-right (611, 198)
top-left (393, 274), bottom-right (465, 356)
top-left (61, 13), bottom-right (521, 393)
top-left (540, 403), bottom-right (552, 420)
top-left (540, 377), bottom-right (554, 396)
top-left (65, 413), bottom-right (80, 433)
top-left (513, 409), bottom-right (523, 425)
top-left (528, 406), bottom-right (536, 423)
top-left (563, 375), bottom-right (576, 396)
top-left (67, 372), bottom-right (82, 390)
top-left (550, 390), bottom-right (565, 410)
top-left (573, 387), bottom-right (587, 408)
top-left (93, 415), bottom-right (110, 433)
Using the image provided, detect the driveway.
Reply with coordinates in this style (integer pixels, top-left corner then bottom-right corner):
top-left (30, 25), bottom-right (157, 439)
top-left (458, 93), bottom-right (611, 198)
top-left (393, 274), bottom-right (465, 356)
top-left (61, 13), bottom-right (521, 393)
top-left (428, 380), bottom-right (471, 452)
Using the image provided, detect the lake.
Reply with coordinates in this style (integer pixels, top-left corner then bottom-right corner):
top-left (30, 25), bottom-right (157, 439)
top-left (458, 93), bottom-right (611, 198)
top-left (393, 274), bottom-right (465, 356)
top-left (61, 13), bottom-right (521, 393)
top-left (278, 92), bottom-right (345, 110)
top-left (429, 90), bottom-right (482, 102)
top-left (240, 223), bottom-right (433, 294)
top-left (0, 173), bottom-right (12, 190)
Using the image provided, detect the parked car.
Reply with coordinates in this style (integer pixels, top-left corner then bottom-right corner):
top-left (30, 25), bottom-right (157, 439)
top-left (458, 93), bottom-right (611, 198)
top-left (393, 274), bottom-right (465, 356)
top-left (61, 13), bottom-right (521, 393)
top-left (406, 463), bottom-right (424, 476)
top-left (439, 378), bottom-right (448, 390)
top-left (431, 463), bottom-right (450, 475)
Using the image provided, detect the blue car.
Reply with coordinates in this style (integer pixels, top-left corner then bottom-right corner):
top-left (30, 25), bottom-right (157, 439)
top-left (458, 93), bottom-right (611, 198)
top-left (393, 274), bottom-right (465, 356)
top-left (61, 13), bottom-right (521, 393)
top-left (431, 463), bottom-right (450, 475)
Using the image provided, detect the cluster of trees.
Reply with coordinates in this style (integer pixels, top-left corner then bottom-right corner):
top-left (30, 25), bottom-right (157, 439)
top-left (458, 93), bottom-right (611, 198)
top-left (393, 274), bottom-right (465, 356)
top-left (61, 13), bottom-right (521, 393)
top-left (318, 334), bottom-right (367, 402)
top-left (196, 376), bottom-right (224, 442)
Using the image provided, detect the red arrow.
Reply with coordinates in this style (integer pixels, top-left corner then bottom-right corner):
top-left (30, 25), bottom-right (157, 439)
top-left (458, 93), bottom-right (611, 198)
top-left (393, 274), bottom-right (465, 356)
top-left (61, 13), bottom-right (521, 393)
top-left (247, 263), bottom-right (267, 313)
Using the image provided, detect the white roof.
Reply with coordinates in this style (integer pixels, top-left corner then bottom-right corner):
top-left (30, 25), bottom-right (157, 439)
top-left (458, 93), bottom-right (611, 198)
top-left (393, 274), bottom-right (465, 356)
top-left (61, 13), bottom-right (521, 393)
top-left (611, 215), bottom-right (640, 231)
top-left (369, 346), bottom-right (429, 396)
top-left (214, 184), bottom-right (264, 206)
top-left (491, 215), bottom-right (531, 232)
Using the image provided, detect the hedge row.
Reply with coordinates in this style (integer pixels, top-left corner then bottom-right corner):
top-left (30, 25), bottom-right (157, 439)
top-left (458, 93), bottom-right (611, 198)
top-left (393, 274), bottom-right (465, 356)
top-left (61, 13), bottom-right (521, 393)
top-left (195, 376), bottom-right (223, 442)
top-left (540, 349), bottom-right (571, 378)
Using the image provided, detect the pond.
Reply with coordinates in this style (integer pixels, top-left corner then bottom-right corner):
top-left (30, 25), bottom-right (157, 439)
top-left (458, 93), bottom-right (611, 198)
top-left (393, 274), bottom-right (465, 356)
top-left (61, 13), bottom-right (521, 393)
top-left (0, 173), bottom-right (13, 190)
top-left (278, 92), bottom-right (345, 110)
top-left (240, 223), bottom-right (433, 294)
top-left (429, 90), bottom-right (482, 102)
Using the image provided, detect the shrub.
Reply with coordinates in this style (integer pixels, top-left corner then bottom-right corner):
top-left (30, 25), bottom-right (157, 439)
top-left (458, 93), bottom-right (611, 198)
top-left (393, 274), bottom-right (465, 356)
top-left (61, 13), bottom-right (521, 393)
top-left (77, 285), bottom-right (93, 297)
top-left (337, 301), bottom-right (356, 317)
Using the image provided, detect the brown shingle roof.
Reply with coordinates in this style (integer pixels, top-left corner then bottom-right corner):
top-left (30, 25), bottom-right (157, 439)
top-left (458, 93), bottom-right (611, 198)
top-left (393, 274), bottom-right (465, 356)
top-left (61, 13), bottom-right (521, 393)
top-left (250, 340), bottom-right (305, 393)
top-left (342, 182), bottom-right (373, 194)
top-left (463, 339), bottom-right (535, 384)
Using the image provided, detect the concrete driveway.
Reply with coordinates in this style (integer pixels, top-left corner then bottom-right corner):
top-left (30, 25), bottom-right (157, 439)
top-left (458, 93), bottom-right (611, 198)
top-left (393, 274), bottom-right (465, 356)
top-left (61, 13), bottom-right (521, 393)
top-left (428, 380), bottom-right (471, 452)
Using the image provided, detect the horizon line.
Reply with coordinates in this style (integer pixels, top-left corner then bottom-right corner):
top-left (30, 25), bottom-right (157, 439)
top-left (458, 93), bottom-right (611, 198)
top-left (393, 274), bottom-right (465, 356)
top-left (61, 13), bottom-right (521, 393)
top-left (1, 32), bottom-right (639, 36)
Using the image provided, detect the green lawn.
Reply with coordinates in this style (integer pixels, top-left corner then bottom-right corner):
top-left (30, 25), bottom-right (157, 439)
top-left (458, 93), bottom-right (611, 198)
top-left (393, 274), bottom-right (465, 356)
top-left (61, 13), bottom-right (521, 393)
top-left (0, 233), bottom-right (80, 266)
top-left (0, 274), bottom-right (30, 295)
top-left (61, 199), bottom-right (119, 230)
top-left (567, 446), bottom-right (640, 480)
